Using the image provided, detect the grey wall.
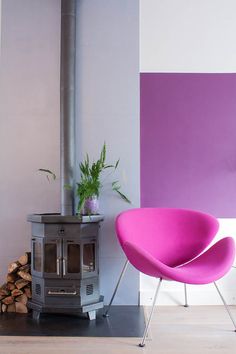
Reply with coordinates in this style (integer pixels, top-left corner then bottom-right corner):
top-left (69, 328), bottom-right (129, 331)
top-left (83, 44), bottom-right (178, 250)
top-left (0, 0), bottom-right (61, 280)
top-left (76, 0), bottom-right (140, 304)
top-left (0, 0), bottom-right (140, 305)
top-left (0, 0), bottom-right (2, 47)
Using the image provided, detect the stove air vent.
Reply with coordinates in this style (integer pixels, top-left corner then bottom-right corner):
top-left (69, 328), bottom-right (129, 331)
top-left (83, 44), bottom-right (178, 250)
top-left (35, 283), bottom-right (41, 296)
top-left (86, 284), bottom-right (94, 296)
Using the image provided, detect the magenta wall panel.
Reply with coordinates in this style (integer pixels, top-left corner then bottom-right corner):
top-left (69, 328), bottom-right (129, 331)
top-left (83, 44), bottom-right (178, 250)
top-left (140, 73), bottom-right (236, 217)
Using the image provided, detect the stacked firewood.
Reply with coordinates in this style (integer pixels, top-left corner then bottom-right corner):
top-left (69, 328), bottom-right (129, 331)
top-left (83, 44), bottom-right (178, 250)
top-left (0, 252), bottom-right (32, 313)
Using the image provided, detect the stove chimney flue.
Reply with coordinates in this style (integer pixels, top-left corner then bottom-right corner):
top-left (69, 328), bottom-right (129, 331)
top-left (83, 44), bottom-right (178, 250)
top-left (60, 0), bottom-right (76, 216)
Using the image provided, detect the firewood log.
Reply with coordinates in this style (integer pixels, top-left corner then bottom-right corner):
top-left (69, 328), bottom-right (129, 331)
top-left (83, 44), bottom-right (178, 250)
top-left (0, 253), bottom-right (32, 315)
top-left (8, 261), bottom-right (21, 274)
top-left (0, 284), bottom-right (10, 297)
top-left (24, 287), bottom-right (32, 299)
top-left (7, 303), bottom-right (16, 312)
top-left (2, 304), bottom-right (7, 312)
top-left (6, 274), bottom-right (19, 283)
top-left (17, 271), bottom-right (32, 282)
top-left (0, 289), bottom-right (9, 297)
top-left (11, 289), bottom-right (23, 297)
top-left (2, 296), bottom-right (14, 305)
top-left (19, 264), bottom-right (30, 273)
top-left (15, 302), bottom-right (28, 313)
top-left (6, 282), bottom-right (16, 291)
top-left (18, 252), bottom-right (31, 266)
top-left (15, 279), bottom-right (29, 290)
top-left (15, 293), bottom-right (28, 305)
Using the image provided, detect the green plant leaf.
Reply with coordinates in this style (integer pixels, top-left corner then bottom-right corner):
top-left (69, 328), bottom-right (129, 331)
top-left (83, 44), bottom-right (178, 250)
top-left (104, 164), bottom-right (114, 169)
top-left (114, 189), bottom-right (131, 204)
top-left (115, 159), bottom-right (120, 169)
top-left (76, 143), bottom-right (131, 213)
top-left (64, 184), bottom-right (72, 190)
top-left (100, 142), bottom-right (106, 167)
top-left (112, 180), bottom-right (120, 188)
top-left (38, 168), bottom-right (56, 181)
top-left (112, 181), bottom-right (131, 204)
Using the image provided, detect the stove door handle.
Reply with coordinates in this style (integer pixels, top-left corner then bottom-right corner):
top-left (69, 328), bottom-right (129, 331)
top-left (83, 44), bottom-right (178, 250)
top-left (63, 258), bottom-right (66, 276)
top-left (48, 290), bottom-right (77, 296)
top-left (56, 258), bottom-right (60, 275)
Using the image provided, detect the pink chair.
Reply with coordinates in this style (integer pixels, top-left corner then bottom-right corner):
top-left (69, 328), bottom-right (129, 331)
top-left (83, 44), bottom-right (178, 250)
top-left (103, 208), bottom-right (236, 347)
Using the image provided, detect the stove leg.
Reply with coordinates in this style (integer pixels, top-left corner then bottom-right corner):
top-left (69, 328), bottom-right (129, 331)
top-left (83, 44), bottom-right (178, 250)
top-left (32, 310), bottom-right (40, 321)
top-left (87, 310), bottom-right (96, 320)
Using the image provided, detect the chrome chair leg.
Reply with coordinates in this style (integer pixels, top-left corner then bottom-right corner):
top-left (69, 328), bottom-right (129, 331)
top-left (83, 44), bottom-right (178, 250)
top-left (184, 283), bottom-right (189, 307)
top-left (214, 282), bottom-right (236, 331)
top-left (103, 259), bottom-right (129, 317)
top-left (139, 278), bottom-right (163, 347)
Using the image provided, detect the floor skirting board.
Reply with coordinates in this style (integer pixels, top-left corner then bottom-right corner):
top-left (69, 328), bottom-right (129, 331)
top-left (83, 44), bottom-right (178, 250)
top-left (140, 289), bottom-right (236, 306)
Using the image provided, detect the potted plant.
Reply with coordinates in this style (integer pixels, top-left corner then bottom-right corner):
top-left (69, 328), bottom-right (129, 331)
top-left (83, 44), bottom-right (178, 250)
top-left (75, 143), bottom-right (130, 215)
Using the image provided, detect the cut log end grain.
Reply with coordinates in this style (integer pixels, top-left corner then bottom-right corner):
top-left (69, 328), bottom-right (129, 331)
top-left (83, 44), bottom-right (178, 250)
top-left (2, 296), bottom-right (14, 305)
top-left (0, 285), bottom-right (10, 297)
top-left (18, 252), bottom-right (31, 266)
top-left (7, 283), bottom-right (16, 291)
top-left (15, 302), bottom-right (28, 313)
top-left (19, 264), bottom-right (30, 273)
top-left (15, 293), bottom-right (28, 305)
top-left (7, 274), bottom-right (19, 283)
top-left (24, 287), bottom-right (32, 299)
top-left (7, 303), bottom-right (16, 312)
top-left (15, 279), bottom-right (29, 290)
top-left (11, 289), bottom-right (23, 297)
top-left (8, 261), bottom-right (21, 274)
top-left (17, 271), bottom-right (32, 282)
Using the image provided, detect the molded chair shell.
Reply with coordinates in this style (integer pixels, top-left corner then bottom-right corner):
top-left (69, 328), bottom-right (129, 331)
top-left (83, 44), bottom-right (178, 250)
top-left (104, 208), bottom-right (236, 347)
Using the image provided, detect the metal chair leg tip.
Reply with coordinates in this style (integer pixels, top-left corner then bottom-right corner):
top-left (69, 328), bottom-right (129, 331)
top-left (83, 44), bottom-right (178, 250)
top-left (234, 329), bottom-right (236, 332)
top-left (139, 343), bottom-right (145, 347)
top-left (103, 313), bottom-right (109, 318)
top-left (184, 304), bottom-right (189, 308)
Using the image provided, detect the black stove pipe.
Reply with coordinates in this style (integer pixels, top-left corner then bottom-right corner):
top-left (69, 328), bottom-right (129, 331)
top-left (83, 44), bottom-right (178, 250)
top-left (60, 0), bottom-right (76, 215)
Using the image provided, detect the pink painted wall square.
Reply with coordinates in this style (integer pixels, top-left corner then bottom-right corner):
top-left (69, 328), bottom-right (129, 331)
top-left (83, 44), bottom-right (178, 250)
top-left (140, 73), bottom-right (236, 217)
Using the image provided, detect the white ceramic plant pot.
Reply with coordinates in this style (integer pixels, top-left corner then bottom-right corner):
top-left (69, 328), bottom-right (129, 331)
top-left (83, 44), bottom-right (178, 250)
top-left (82, 196), bottom-right (99, 215)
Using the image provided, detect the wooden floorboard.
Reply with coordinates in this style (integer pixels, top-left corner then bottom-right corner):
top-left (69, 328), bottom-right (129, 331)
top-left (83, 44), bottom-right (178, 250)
top-left (0, 306), bottom-right (235, 354)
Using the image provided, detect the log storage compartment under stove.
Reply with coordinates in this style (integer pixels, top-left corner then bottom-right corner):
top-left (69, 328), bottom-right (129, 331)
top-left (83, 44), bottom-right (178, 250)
top-left (27, 214), bottom-right (104, 320)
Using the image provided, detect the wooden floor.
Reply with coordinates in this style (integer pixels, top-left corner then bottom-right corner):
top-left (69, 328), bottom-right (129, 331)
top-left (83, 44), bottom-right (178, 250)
top-left (0, 306), bottom-right (236, 354)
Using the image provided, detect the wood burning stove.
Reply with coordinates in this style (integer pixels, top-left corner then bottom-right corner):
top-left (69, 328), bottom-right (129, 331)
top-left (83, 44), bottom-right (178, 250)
top-left (27, 0), bottom-right (105, 321)
top-left (27, 214), bottom-right (104, 320)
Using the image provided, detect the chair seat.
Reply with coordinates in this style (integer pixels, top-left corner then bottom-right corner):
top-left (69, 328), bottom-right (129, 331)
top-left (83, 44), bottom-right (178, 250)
top-left (123, 237), bottom-right (235, 284)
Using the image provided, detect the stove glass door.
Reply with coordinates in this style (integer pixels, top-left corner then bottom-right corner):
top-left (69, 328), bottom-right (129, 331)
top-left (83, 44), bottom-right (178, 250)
top-left (83, 243), bottom-right (95, 273)
top-left (32, 238), bottom-right (43, 276)
top-left (44, 239), bottom-right (61, 278)
top-left (63, 240), bottom-right (81, 279)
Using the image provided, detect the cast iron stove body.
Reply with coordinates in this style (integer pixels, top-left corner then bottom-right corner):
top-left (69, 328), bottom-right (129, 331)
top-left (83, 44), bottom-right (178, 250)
top-left (27, 214), bottom-right (104, 320)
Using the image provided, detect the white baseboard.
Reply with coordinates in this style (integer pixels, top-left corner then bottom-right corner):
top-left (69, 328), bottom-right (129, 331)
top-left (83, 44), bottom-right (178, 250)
top-left (140, 289), bottom-right (236, 306)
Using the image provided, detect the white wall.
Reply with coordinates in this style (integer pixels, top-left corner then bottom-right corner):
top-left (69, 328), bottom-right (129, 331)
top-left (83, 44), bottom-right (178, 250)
top-left (140, 0), bottom-right (236, 305)
top-left (0, 0), bottom-right (60, 280)
top-left (140, 0), bottom-right (236, 73)
top-left (76, 0), bottom-right (140, 304)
